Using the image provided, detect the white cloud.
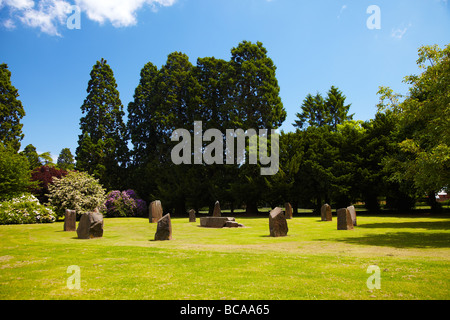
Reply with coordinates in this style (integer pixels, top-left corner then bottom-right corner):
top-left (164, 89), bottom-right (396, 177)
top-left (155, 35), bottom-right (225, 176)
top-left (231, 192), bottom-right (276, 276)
top-left (3, 0), bottom-right (35, 10)
top-left (18, 0), bottom-right (72, 36)
top-left (3, 18), bottom-right (16, 29)
top-left (1, 0), bottom-right (177, 36)
top-left (75, 0), bottom-right (176, 27)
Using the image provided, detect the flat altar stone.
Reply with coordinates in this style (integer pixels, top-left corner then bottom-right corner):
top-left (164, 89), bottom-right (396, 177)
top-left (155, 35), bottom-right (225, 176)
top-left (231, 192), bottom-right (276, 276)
top-left (200, 217), bottom-right (235, 228)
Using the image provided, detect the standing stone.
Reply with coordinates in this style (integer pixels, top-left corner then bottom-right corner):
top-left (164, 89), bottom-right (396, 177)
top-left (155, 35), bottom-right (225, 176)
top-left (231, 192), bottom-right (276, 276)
top-left (77, 211), bottom-right (104, 239)
top-left (213, 201), bottom-right (221, 217)
top-left (189, 209), bottom-right (196, 222)
top-left (269, 207), bottom-right (288, 237)
top-left (149, 200), bottom-right (163, 223)
top-left (337, 208), bottom-right (353, 230)
top-left (321, 204), bottom-right (332, 221)
top-left (64, 209), bottom-right (77, 231)
top-left (347, 205), bottom-right (357, 226)
top-left (154, 214), bottom-right (172, 241)
top-left (284, 202), bottom-right (293, 220)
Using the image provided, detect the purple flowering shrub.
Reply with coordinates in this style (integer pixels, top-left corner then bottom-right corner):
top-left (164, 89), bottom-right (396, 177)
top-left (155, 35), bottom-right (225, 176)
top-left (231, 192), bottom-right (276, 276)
top-left (102, 189), bottom-right (147, 217)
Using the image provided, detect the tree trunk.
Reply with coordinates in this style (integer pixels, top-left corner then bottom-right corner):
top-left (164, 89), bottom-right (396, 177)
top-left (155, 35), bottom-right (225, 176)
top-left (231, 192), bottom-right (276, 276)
top-left (427, 191), bottom-right (442, 213)
top-left (292, 201), bottom-right (299, 216)
top-left (245, 201), bottom-right (259, 215)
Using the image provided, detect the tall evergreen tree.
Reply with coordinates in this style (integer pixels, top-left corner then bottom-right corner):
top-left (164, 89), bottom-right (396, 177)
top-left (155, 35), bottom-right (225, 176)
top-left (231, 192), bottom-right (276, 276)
top-left (325, 86), bottom-right (353, 130)
top-left (0, 63), bottom-right (25, 152)
top-left (127, 61), bottom-right (166, 203)
top-left (229, 41), bottom-right (286, 214)
top-left (294, 86), bottom-right (352, 130)
top-left (158, 52), bottom-right (202, 135)
top-left (156, 52), bottom-right (203, 214)
top-left (76, 58), bottom-right (129, 190)
top-left (21, 144), bottom-right (41, 170)
top-left (57, 148), bottom-right (75, 170)
top-left (127, 61), bottom-right (160, 166)
top-left (230, 41), bottom-right (286, 130)
top-left (195, 56), bottom-right (231, 130)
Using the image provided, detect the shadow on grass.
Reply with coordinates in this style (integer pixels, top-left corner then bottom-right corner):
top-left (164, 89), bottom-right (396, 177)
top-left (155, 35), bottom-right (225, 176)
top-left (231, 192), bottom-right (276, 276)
top-left (319, 231), bottom-right (450, 249)
top-left (358, 220), bottom-right (450, 231)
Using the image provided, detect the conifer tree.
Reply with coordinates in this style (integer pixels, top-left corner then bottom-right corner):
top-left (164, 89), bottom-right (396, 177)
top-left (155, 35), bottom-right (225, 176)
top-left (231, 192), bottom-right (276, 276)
top-left (230, 41), bottom-right (286, 130)
top-left (127, 61), bottom-right (160, 166)
top-left (57, 148), bottom-right (75, 170)
top-left (294, 86), bottom-right (352, 130)
top-left (21, 144), bottom-right (41, 170)
top-left (229, 41), bottom-right (286, 214)
top-left (76, 58), bottom-right (129, 190)
top-left (0, 63), bottom-right (25, 152)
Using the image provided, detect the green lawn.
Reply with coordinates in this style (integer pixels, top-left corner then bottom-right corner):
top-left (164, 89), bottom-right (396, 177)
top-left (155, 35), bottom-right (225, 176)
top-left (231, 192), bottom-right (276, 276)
top-left (0, 214), bottom-right (449, 300)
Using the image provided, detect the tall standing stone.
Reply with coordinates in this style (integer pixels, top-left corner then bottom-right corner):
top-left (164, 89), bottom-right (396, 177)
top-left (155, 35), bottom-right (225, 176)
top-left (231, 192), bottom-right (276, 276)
top-left (77, 211), bottom-right (104, 239)
top-left (337, 208), bottom-right (353, 230)
top-left (64, 209), bottom-right (77, 231)
top-left (189, 209), bottom-right (196, 222)
top-left (213, 201), bottom-right (221, 217)
top-left (347, 205), bottom-right (357, 226)
top-left (154, 214), bottom-right (172, 241)
top-left (321, 204), bottom-right (332, 221)
top-left (149, 200), bottom-right (163, 223)
top-left (269, 207), bottom-right (288, 237)
top-left (284, 202), bottom-right (293, 220)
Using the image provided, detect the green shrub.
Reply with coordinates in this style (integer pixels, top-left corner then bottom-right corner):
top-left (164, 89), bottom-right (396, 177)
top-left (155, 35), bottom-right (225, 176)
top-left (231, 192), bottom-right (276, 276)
top-left (48, 171), bottom-right (106, 219)
top-left (0, 144), bottom-right (36, 201)
top-left (0, 194), bottom-right (56, 225)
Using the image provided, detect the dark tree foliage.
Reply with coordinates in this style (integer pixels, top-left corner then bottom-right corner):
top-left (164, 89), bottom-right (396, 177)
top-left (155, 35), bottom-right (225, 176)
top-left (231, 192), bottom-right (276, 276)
top-left (123, 42), bottom-right (447, 215)
top-left (294, 86), bottom-right (353, 130)
top-left (21, 144), bottom-right (41, 170)
top-left (57, 148), bottom-right (74, 171)
top-left (230, 40), bottom-right (286, 130)
top-left (76, 58), bottom-right (129, 190)
top-left (127, 61), bottom-right (160, 166)
top-left (0, 63), bottom-right (25, 152)
top-left (126, 41), bottom-right (285, 214)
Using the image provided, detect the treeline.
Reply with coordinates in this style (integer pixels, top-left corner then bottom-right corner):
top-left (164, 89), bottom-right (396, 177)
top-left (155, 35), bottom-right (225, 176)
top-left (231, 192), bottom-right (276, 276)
top-left (1, 41), bottom-right (448, 215)
top-left (75, 41), bottom-right (286, 215)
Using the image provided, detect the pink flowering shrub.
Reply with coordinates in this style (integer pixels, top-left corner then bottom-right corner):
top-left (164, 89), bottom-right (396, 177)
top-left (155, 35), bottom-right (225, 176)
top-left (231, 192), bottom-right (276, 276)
top-left (102, 189), bottom-right (147, 217)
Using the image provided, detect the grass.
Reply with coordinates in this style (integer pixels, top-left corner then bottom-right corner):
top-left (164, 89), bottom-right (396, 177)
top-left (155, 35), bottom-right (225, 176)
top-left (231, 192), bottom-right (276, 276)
top-left (0, 214), bottom-right (449, 300)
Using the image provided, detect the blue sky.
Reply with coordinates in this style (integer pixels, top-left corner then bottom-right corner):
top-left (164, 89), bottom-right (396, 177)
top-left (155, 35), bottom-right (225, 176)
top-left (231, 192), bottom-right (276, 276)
top-left (1, 0), bottom-right (449, 161)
